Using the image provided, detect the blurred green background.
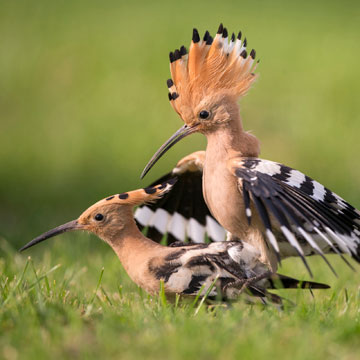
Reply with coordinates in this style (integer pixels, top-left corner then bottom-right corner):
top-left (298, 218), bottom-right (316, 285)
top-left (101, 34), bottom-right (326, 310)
top-left (1, 2), bottom-right (360, 359)
top-left (1, 0), bottom-right (360, 247)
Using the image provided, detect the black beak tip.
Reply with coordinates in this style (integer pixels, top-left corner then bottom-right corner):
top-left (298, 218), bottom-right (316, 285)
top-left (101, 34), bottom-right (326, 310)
top-left (140, 124), bottom-right (197, 180)
top-left (140, 168), bottom-right (148, 180)
top-left (18, 219), bottom-right (79, 254)
top-left (18, 239), bottom-right (40, 252)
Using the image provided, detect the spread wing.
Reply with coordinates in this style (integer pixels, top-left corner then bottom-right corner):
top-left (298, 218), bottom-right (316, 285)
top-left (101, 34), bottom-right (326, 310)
top-left (135, 151), bottom-right (226, 245)
top-left (230, 157), bottom-right (360, 275)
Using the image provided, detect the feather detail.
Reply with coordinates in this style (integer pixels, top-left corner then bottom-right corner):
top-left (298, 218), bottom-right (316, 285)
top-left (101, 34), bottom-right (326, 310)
top-left (135, 151), bottom-right (226, 245)
top-left (229, 157), bottom-right (360, 274)
top-left (165, 24), bottom-right (258, 123)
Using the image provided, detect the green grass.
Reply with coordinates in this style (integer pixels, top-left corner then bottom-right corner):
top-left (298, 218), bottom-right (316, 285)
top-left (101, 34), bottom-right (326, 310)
top-left (1, 0), bottom-right (360, 359)
top-left (1, 237), bottom-right (360, 360)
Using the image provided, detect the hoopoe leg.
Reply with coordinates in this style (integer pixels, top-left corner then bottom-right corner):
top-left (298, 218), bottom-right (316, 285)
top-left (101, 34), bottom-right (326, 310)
top-left (223, 270), bottom-right (273, 294)
top-left (238, 271), bottom-right (273, 293)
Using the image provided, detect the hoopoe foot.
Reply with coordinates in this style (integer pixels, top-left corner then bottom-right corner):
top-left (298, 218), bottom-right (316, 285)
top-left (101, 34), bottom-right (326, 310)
top-left (240, 271), bottom-right (273, 294)
top-left (224, 271), bottom-right (273, 295)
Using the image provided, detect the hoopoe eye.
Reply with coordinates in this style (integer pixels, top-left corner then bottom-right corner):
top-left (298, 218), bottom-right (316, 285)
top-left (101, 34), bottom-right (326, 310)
top-left (199, 110), bottom-right (210, 119)
top-left (94, 213), bottom-right (104, 221)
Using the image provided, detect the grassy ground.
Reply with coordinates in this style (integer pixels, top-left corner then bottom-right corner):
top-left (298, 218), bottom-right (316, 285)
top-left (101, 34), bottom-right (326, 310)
top-left (1, 0), bottom-right (360, 359)
top-left (1, 237), bottom-right (360, 360)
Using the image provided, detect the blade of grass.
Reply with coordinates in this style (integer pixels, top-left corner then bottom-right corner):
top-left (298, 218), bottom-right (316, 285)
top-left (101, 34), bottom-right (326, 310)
top-left (194, 275), bottom-right (219, 316)
top-left (101, 286), bottom-right (113, 306)
top-left (2, 256), bottom-right (31, 306)
top-left (0, 277), bottom-right (9, 301)
top-left (158, 280), bottom-right (167, 308)
top-left (26, 264), bottom-right (62, 291)
top-left (190, 284), bottom-right (206, 309)
top-left (174, 293), bottom-right (180, 310)
top-left (90, 267), bottom-right (104, 304)
top-left (117, 285), bottom-right (123, 299)
top-left (29, 256), bottom-right (43, 295)
top-left (44, 276), bottom-right (51, 297)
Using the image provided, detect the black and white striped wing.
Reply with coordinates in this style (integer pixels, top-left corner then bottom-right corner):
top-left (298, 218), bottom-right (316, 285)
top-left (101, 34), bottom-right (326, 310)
top-left (172, 242), bottom-right (282, 304)
top-left (135, 153), bottom-right (226, 245)
top-left (233, 158), bottom-right (360, 273)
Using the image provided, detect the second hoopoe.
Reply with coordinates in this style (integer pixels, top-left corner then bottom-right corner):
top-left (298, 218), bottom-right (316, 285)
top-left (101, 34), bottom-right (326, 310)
top-left (141, 24), bottom-right (360, 276)
top-left (20, 179), bottom-right (329, 304)
top-left (136, 151), bottom-right (227, 245)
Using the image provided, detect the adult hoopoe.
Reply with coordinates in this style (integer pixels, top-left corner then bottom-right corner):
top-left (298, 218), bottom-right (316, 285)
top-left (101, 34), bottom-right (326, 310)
top-left (141, 24), bottom-right (360, 276)
top-left (20, 179), bottom-right (329, 304)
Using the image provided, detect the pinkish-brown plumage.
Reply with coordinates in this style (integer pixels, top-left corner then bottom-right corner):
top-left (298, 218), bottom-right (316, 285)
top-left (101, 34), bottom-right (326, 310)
top-left (20, 178), bottom-right (329, 304)
top-left (142, 24), bottom-right (360, 276)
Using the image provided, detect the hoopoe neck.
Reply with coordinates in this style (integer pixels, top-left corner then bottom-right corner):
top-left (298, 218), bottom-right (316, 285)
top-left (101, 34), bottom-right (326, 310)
top-left (202, 112), bottom-right (261, 249)
top-left (105, 218), bottom-right (162, 277)
top-left (206, 113), bottom-right (260, 159)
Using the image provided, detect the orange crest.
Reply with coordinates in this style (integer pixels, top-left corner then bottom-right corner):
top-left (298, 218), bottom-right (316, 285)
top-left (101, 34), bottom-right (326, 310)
top-left (82, 178), bottom-right (177, 216)
top-left (167, 24), bottom-right (259, 120)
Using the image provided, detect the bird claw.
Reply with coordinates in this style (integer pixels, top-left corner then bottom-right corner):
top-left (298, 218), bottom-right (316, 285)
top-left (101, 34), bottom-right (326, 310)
top-left (223, 270), bottom-right (273, 295)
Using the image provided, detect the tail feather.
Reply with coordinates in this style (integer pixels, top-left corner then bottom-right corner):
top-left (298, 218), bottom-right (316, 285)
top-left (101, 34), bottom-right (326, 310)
top-left (247, 285), bottom-right (284, 305)
top-left (268, 274), bottom-right (330, 289)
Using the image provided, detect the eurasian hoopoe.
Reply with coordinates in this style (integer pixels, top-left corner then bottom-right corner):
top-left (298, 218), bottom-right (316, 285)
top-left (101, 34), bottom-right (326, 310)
top-left (141, 24), bottom-right (360, 276)
top-left (136, 151), bottom-right (226, 245)
top-left (20, 179), bottom-right (329, 304)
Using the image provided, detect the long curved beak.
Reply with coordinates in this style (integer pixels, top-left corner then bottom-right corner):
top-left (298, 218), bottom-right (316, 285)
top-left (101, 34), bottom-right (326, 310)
top-left (140, 124), bottom-right (198, 179)
top-left (19, 219), bottom-right (82, 252)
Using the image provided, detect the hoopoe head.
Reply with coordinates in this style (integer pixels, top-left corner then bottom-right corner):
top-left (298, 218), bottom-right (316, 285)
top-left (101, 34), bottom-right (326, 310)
top-left (168, 24), bottom-right (258, 130)
top-left (20, 179), bottom-right (176, 251)
top-left (141, 24), bottom-right (258, 178)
